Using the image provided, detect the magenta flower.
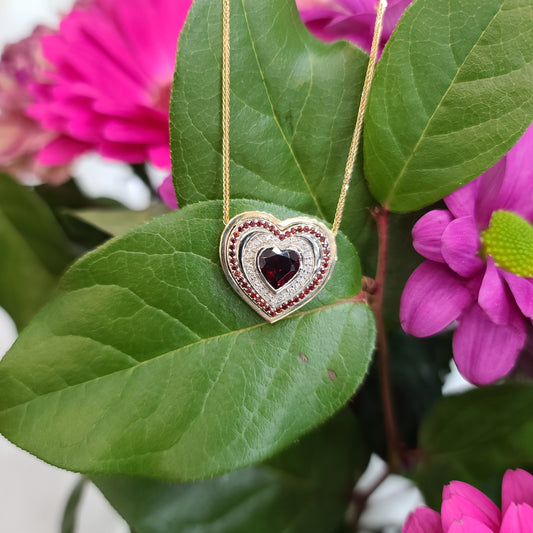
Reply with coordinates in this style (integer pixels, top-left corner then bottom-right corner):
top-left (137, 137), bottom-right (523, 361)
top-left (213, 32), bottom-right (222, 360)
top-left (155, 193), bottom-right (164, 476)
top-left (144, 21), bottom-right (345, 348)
top-left (296, 0), bottom-right (413, 54)
top-left (400, 126), bottom-right (533, 385)
top-left (29, 0), bottom-right (193, 170)
top-left (403, 469), bottom-right (533, 532)
top-left (0, 27), bottom-right (70, 184)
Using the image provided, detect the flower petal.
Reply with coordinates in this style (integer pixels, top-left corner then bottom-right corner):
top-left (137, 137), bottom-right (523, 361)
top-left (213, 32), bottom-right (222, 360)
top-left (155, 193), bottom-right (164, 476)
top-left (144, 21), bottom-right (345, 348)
top-left (412, 210), bottom-right (453, 262)
top-left (441, 216), bottom-right (484, 278)
top-left (452, 303), bottom-right (526, 385)
top-left (445, 179), bottom-right (480, 219)
top-left (447, 516), bottom-right (497, 533)
top-left (500, 503), bottom-right (533, 533)
top-left (400, 262), bottom-right (473, 337)
top-left (442, 481), bottom-right (500, 532)
top-left (502, 272), bottom-right (533, 321)
top-left (158, 175), bottom-right (178, 210)
top-left (475, 158), bottom-right (507, 229)
top-left (486, 124), bottom-right (533, 222)
top-left (502, 469), bottom-right (533, 514)
top-left (478, 258), bottom-right (513, 325)
top-left (402, 507), bottom-right (442, 533)
top-left (38, 136), bottom-right (90, 165)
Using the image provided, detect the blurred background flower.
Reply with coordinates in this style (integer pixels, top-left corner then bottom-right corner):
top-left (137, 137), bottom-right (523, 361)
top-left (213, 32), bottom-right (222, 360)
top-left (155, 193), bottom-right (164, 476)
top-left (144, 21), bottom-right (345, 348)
top-left (29, 0), bottom-right (193, 170)
top-left (400, 125), bottom-right (533, 385)
top-left (296, 0), bottom-right (413, 54)
top-left (403, 468), bottom-right (533, 532)
top-left (0, 26), bottom-right (70, 184)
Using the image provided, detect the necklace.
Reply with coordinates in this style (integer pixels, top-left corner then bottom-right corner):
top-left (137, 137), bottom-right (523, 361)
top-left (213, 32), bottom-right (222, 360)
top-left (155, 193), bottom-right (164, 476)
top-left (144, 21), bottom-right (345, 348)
top-left (219, 0), bottom-right (387, 323)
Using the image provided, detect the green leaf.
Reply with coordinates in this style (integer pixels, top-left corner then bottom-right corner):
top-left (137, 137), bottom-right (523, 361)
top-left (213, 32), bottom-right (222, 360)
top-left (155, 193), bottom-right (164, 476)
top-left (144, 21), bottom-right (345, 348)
top-left (0, 174), bottom-right (74, 329)
top-left (415, 384), bottom-right (533, 508)
top-left (61, 478), bottom-right (88, 533)
top-left (0, 200), bottom-right (375, 481)
top-left (71, 204), bottom-right (170, 237)
top-left (93, 409), bottom-right (368, 533)
top-left (364, 0), bottom-right (533, 212)
top-left (170, 0), bottom-right (378, 261)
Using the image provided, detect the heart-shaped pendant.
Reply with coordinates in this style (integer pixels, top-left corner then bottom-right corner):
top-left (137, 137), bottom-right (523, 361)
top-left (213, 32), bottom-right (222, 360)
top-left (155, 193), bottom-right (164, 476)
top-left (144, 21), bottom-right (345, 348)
top-left (220, 211), bottom-right (337, 322)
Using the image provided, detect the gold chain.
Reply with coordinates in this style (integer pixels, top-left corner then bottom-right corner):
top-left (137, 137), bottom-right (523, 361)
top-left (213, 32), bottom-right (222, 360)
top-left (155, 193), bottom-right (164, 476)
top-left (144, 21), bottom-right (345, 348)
top-left (222, 0), bottom-right (388, 232)
top-left (222, 0), bottom-right (231, 224)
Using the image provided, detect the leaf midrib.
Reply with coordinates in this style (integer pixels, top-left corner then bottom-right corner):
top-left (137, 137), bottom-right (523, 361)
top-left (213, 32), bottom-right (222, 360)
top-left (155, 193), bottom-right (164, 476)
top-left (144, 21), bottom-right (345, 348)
top-left (240, 0), bottom-right (327, 220)
top-left (384, 3), bottom-right (505, 207)
top-left (0, 299), bottom-right (361, 415)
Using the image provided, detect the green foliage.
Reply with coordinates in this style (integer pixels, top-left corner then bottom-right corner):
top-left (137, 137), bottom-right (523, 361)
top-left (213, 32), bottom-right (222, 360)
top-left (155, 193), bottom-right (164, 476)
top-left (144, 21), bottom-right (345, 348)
top-left (364, 0), bottom-right (533, 212)
top-left (0, 174), bottom-right (73, 329)
top-left (355, 330), bottom-right (452, 457)
top-left (415, 384), bottom-right (533, 508)
top-left (71, 204), bottom-right (170, 237)
top-left (61, 478), bottom-right (87, 533)
top-left (0, 200), bottom-right (375, 481)
top-left (170, 0), bottom-right (378, 265)
top-left (93, 409), bottom-right (368, 533)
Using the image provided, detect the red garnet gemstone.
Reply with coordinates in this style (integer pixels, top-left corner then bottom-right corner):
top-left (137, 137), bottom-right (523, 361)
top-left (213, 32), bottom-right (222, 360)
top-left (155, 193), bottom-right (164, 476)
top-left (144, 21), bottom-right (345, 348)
top-left (258, 247), bottom-right (300, 289)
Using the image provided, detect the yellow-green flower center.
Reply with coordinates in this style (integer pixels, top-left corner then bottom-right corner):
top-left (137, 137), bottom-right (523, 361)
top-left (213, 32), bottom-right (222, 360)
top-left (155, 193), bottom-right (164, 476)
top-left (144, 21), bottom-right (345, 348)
top-left (481, 210), bottom-right (533, 278)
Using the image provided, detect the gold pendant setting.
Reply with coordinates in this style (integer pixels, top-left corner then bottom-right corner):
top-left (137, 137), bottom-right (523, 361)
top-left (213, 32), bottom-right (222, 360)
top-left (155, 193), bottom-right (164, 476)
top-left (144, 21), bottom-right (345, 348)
top-left (220, 211), bottom-right (337, 323)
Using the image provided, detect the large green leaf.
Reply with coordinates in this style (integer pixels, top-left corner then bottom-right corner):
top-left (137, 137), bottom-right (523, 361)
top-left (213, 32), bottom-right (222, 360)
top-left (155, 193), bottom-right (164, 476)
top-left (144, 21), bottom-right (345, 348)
top-left (415, 384), bottom-right (533, 508)
top-left (364, 0), bottom-right (533, 212)
top-left (93, 409), bottom-right (368, 533)
top-left (0, 200), bottom-right (375, 481)
top-left (0, 174), bottom-right (73, 329)
top-left (170, 0), bottom-right (378, 261)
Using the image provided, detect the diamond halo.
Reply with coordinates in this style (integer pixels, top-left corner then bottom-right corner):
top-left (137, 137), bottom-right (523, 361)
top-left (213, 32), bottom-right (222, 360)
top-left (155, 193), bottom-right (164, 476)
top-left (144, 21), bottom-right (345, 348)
top-left (220, 211), bottom-right (337, 323)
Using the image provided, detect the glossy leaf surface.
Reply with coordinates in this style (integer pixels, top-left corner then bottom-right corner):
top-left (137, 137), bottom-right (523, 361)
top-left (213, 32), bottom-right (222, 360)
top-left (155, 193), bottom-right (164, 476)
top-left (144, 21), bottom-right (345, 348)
top-left (365, 0), bottom-right (533, 212)
top-left (415, 384), bottom-right (533, 508)
top-left (0, 200), bottom-right (375, 481)
top-left (94, 410), bottom-right (368, 533)
top-left (170, 0), bottom-right (377, 258)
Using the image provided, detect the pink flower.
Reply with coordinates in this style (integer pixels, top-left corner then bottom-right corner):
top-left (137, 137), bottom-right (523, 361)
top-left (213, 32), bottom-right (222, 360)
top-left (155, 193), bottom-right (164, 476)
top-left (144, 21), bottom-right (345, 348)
top-left (29, 0), bottom-right (193, 170)
top-left (403, 469), bottom-right (533, 532)
top-left (400, 126), bottom-right (533, 385)
top-left (0, 27), bottom-right (70, 184)
top-left (296, 0), bottom-right (413, 54)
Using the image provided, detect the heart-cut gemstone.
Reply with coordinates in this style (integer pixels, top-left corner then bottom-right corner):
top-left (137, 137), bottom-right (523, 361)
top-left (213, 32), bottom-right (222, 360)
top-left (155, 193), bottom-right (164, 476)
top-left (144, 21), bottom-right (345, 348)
top-left (220, 211), bottom-right (336, 323)
top-left (258, 247), bottom-right (300, 289)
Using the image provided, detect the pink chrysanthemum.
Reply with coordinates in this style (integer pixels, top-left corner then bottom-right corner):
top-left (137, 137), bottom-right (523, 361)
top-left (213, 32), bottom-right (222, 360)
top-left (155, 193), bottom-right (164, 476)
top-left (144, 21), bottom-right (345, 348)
top-left (400, 125), bottom-right (533, 385)
top-left (403, 469), bottom-right (533, 532)
top-left (296, 0), bottom-right (413, 54)
top-left (29, 0), bottom-right (193, 170)
top-left (0, 27), bottom-right (70, 184)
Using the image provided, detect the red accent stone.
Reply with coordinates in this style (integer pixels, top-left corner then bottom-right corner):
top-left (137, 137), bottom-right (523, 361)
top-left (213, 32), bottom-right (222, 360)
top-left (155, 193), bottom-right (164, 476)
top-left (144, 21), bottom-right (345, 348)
top-left (282, 303), bottom-right (289, 310)
top-left (243, 222), bottom-right (249, 228)
top-left (303, 226), bottom-right (309, 232)
top-left (274, 229), bottom-right (280, 236)
top-left (319, 236), bottom-right (326, 243)
top-left (250, 221), bottom-right (256, 227)
top-left (290, 228), bottom-right (296, 234)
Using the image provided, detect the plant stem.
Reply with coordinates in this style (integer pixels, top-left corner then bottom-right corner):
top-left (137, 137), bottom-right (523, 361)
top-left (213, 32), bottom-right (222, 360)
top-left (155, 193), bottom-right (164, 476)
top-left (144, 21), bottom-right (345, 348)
top-left (372, 207), bottom-right (402, 470)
